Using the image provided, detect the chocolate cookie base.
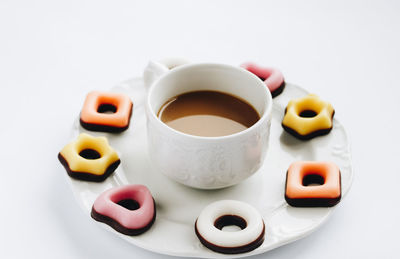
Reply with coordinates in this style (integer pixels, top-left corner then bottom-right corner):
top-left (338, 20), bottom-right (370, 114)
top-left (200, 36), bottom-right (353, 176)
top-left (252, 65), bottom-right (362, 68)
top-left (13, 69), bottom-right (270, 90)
top-left (271, 81), bottom-right (286, 98)
top-left (194, 220), bottom-right (265, 254)
top-left (281, 110), bottom-right (335, 140)
top-left (282, 124), bottom-right (333, 140)
top-left (284, 171), bottom-right (342, 207)
top-left (80, 103), bottom-right (133, 133)
top-left (91, 199), bottom-right (156, 236)
top-left (58, 153), bottom-right (120, 182)
top-left (258, 76), bottom-right (285, 98)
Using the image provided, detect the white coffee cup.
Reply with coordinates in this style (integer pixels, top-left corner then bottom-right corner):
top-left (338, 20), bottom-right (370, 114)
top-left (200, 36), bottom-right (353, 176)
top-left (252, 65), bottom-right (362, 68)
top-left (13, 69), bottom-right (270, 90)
top-left (144, 60), bottom-right (272, 189)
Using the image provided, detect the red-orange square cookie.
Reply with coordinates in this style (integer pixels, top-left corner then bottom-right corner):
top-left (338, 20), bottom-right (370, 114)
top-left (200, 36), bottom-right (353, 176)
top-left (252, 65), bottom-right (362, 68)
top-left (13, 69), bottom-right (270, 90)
top-left (80, 91), bottom-right (133, 133)
top-left (285, 161), bottom-right (341, 207)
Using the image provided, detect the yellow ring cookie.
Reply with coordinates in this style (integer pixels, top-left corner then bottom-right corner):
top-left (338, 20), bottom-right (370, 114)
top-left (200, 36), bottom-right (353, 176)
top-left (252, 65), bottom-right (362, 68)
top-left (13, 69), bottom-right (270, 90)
top-left (282, 94), bottom-right (334, 140)
top-left (58, 133), bottom-right (120, 182)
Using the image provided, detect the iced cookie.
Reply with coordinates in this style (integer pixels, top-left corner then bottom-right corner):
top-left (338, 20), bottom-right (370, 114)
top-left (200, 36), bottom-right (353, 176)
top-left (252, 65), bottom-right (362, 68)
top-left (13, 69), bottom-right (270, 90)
top-left (91, 185), bottom-right (156, 235)
top-left (241, 62), bottom-right (285, 97)
top-left (195, 200), bottom-right (265, 254)
top-left (282, 94), bottom-right (334, 140)
top-left (58, 133), bottom-right (120, 182)
top-left (285, 161), bottom-right (341, 207)
top-left (80, 91), bottom-right (133, 133)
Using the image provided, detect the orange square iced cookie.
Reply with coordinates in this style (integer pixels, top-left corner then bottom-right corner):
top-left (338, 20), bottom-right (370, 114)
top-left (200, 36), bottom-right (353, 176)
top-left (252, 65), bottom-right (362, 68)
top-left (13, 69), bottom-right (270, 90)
top-left (80, 91), bottom-right (133, 133)
top-left (285, 161), bottom-right (341, 207)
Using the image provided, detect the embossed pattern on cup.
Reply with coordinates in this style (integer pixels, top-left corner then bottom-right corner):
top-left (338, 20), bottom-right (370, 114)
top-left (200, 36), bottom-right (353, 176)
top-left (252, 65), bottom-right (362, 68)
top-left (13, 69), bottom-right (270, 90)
top-left (147, 116), bottom-right (270, 189)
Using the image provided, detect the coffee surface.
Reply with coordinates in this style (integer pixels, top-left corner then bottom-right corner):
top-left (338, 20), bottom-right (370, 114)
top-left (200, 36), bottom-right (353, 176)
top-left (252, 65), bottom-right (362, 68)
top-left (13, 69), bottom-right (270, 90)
top-left (158, 91), bottom-right (260, 137)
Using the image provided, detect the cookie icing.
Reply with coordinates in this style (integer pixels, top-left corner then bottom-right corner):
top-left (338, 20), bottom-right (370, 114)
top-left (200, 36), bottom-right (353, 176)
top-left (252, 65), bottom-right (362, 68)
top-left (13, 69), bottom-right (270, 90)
top-left (91, 185), bottom-right (156, 235)
top-left (241, 62), bottom-right (285, 97)
top-left (282, 94), bottom-right (334, 140)
top-left (285, 161), bottom-right (341, 207)
top-left (80, 91), bottom-right (133, 132)
top-left (58, 133), bottom-right (120, 181)
top-left (195, 200), bottom-right (265, 254)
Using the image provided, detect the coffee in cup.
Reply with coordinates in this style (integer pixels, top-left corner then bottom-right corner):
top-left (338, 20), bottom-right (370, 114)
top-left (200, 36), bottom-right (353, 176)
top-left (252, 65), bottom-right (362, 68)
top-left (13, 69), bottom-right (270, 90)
top-left (157, 90), bottom-right (260, 137)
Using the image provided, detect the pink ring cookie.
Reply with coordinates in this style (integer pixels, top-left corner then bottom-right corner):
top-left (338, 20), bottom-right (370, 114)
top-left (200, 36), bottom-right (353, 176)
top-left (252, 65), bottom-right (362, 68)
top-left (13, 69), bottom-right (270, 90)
top-left (91, 184), bottom-right (156, 235)
top-left (241, 62), bottom-right (285, 98)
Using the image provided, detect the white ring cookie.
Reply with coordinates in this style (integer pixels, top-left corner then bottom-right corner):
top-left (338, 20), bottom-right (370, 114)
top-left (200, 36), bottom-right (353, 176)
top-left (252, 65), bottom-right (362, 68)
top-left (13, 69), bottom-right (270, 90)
top-left (195, 200), bottom-right (265, 254)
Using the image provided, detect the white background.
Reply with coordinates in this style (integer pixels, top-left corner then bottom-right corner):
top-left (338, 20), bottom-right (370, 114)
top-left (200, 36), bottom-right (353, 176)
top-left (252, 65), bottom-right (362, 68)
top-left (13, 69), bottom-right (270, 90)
top-left (1, 0), bottom-right (399, 258)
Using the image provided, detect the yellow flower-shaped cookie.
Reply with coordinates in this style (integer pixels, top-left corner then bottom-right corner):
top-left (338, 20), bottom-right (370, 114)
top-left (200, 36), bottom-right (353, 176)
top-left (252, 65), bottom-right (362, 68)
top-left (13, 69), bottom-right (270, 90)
top-left (58, 133), bottom-right (120, 182)
top-left (282, 94), bottom-right (334, 140)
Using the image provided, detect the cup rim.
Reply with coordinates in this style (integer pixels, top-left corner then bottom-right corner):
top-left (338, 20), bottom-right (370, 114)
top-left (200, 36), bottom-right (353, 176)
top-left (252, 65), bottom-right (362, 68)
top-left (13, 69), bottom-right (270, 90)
top-left (146, 62), bottom-right (273, 141)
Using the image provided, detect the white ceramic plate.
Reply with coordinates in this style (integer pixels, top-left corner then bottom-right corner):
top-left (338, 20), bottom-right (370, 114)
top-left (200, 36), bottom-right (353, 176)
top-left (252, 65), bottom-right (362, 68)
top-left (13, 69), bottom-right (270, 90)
top-left (66, 78), bottom-right (353, 258)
